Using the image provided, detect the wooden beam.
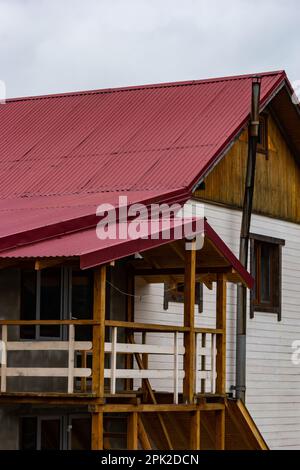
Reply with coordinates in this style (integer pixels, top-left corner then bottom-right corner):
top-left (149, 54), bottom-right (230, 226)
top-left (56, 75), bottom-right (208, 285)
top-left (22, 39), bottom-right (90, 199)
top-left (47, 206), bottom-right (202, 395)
top-left (106, 320), bottom-right (189, 333)
top-left (101, 403), bottom-right (225, 413)
top-left (183, 241), bottom-right (196, 404)
top-left (190, 410), bottom-right (201, 450)
top-left (138, 416), bottom-right (152, 450)
top-left (216, 274), bottom-right (227, 395)
top-left (215, 409), bottom-right (225, 450)
top-left (35, 258), bottom-right (70, 270)
top-left (134, 267), bottom-right (233, 276)
top-left (92, 265), bottom-right (106, 397)
top-left (169, 242), bottom-right (185, 261)
top-left (127, 412), bottom-right (138, 450)
top-left (0, 260), bottom-right (19, 270)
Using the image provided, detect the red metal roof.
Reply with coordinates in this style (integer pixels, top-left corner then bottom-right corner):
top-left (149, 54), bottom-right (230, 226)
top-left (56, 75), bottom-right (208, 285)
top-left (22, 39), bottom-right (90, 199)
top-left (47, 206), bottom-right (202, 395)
top-left (0, 70), bottom-right (288, 250)
top-left (0, 219), bottom-right (254, 288)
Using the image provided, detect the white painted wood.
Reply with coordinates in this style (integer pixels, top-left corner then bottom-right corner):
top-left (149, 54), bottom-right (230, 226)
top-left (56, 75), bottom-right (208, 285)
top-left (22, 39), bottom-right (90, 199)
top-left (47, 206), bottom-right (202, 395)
top-left (6, 341), bottom-right (92, 351)
top-left (104, 342), bottom-right (185, 355)
top-left (173, 332), bottom-right (179, 404)
top-left (104, 369), bottom-right (185, 380)
top-left (6, 368), bottom-right (91, 378)
top-left (195, 333), bottom-right (199, 394)
top-left (1, 325), bottom-right (7, 393)
top-left (211, 334), bottom-right (216, 394)
top-left (110, 327), bottom-right (117, 395)
top-left (67, 325), bottom-right (75, 393)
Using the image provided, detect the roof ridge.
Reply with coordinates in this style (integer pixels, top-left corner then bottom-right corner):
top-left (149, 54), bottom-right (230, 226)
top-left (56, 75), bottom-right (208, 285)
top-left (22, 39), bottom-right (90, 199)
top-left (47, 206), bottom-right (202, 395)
top-left (6, 70), bottom-right (286, 103)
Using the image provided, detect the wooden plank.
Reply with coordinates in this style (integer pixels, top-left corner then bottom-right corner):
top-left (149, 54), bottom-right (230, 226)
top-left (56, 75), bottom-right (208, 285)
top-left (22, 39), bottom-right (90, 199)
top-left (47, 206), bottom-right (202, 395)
top-left (235, 399), bottom-right (269, 450)
top-left (134, 267), bottom-right (233, 276)
top-left (194, 114), bottom-right (300, 224)
top-left (106, 320), bottom-right (189, 333)
top-left (92, 266), bottom-right (106, 397)
top-left (138, 416), bottom-right (152, 450)
top-left (35, 258), bottom-right (73, 270)
top-left (183, 240), bottom-right (196, 404)
top-left (216, 274), bottom-right (226, 394)
top-left (127, 412), bottom-right (138, 450)
top-left (91, 412), bottom-right (103, 450)
top-left (102, 403), bottom-right (225, 413)
top-left (215, 409), bottom-right (225, 450)
top-left (190, 410), bottom-right (201, 450)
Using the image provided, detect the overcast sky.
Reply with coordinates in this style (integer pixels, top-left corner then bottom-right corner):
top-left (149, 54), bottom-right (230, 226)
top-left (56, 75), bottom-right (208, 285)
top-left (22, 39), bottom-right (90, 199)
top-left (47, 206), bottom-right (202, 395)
top-left (0, 0), bottom-right (299, 98)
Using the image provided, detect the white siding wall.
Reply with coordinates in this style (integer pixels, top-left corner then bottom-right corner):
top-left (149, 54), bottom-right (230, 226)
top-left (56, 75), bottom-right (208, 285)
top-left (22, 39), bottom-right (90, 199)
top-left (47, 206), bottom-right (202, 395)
top-left (134, 200), bottom-right (300, 450)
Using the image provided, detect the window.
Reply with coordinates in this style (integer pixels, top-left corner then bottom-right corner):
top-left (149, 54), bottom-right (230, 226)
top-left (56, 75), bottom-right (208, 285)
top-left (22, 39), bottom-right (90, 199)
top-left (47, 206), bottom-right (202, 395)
top-left (250, 234), bottom-right (285, 321)
top-left (20, 415), bottom-right (91, 450)
top-left (257, 114), bottom-right (268, 156)
top-left (20, 268), bottom-right (62, 339)
top-left (163, 282), bottom-right (203, 312)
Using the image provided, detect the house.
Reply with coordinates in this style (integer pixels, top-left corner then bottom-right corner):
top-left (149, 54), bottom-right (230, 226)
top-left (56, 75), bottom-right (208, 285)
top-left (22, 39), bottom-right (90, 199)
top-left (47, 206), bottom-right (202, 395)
top-left (0, 70), bottom-right (299, 450)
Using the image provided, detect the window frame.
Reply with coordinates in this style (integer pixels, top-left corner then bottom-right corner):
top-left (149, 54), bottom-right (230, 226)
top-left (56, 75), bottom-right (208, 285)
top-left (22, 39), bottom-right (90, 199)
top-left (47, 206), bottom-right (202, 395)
top-left (257, 114), bottom-right (269, 158)
top-left (20, 267), bottom-right (65, 340)
top-left (163, 281), bottom-right (203, 313)
top-left (250, 233), bottom-right (285, 321)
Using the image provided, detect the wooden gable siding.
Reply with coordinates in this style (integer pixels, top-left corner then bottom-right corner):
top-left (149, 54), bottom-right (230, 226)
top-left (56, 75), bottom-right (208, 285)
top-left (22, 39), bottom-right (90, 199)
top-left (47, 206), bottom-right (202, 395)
top-left (194, 113), bottom-right (300, 223)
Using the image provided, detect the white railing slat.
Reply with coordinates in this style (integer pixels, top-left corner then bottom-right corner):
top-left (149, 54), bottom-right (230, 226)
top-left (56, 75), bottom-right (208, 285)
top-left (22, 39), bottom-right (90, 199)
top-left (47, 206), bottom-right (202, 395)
top-left (1, 325), bottom-right (7, 393)
top-left (110, 327), bottom-right (117, 394)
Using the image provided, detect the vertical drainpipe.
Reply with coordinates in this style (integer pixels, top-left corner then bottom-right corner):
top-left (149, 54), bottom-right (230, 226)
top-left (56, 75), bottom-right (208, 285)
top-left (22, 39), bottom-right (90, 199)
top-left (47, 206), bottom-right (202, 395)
top-left (235, 77), bottom-right (261, 402)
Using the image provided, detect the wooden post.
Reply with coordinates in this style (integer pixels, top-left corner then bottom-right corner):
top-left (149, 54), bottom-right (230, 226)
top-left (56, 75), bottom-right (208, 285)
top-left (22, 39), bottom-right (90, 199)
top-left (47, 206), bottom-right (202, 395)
top-left (190, 410), bottom-right (201, 450)
top-left (183, 241), bottom-right (196, 404)
top-left (127, 412), bottom-right (138, 450)
top-left (216, 274), bottom-right (227, 395)
top-left (91, 411), bottom-right (103, 450)
top-left (92, 266), bottom-right (106, 397)
top-left (215, 409), bottom-right (225, 450)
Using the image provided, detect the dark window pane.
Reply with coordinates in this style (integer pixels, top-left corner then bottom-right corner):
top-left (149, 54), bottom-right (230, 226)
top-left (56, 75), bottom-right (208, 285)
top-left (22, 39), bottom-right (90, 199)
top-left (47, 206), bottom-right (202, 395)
top-left (40, 418), bottom-right (61, 450)
top-left (20, 417), bottom-right (37, 450)
top-left (260, 244), bottom-right (271, 302)
top-left (72, 270), bottom-right (93, 341)
top-left (20, 270), bottom-right (37, 339)
top-left (71, 418), bottom-right (91, 450)
top-left (40, 269), bottom-right (61, 338)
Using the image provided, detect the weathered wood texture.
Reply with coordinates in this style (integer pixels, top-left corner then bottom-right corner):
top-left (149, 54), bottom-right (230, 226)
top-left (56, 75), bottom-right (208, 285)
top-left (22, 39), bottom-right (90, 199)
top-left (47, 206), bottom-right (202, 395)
top-left (195, 114), bottom-right (300, 223)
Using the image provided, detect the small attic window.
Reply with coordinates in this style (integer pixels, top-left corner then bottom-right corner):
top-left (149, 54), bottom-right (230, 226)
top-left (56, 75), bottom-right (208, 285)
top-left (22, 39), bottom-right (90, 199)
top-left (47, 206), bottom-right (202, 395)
top-left (257, 115), bottom-right (268, 156)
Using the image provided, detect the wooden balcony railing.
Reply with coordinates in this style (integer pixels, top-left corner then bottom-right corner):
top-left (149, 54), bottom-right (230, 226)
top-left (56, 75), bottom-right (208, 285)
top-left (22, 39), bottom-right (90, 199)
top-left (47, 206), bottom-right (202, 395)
top-left (0, 319), bottom-right (223, 399)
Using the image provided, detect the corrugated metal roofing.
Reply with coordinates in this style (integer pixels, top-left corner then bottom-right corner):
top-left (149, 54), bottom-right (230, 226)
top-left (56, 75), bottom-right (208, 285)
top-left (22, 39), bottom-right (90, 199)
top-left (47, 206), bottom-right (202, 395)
top-left (0, 219), bottom-right (253, 288)
top-left (0, 70), bottom-right (289, 250)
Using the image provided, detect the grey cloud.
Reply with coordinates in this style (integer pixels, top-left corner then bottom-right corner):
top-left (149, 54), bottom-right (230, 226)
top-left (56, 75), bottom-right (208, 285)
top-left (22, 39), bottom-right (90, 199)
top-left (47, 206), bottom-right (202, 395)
top-left (0, 0), bottom-right (299, 98)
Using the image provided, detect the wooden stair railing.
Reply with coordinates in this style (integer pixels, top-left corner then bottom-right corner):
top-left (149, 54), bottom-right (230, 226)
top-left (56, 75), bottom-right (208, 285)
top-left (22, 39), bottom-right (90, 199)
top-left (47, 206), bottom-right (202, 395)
top-left (128, 333), bottom-right (173, 450)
